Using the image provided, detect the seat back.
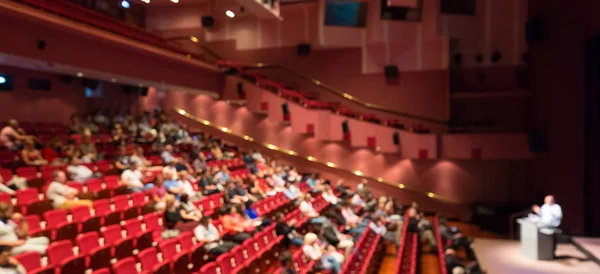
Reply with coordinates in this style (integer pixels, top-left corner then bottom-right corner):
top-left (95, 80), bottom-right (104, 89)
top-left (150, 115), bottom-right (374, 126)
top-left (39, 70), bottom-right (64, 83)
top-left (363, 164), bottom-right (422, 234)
top-left (137, 247), bottom-right (160, 271)
top-left (143, 212), bottom-right (160, 231)
top-left (14, 251), bottom-right (42, 272)
top-left (66, 182), bottom-right (84, 193)
top-left (101, 224), bottom-right (123, 245)
top-left (216, 252), bottom-right (235, 273)
top-left (16, 188), bottom-right (39, 204)
top-left (112, 257), bottom-right (138, 274)
top-left (123, 218), bottom-right (143, 237)
top-left (0, 168), bottom-right (13, 182)
top-left (16, 167), bottom-right (37, 180)
top-left (76, 231), bottom-right (101, 254)
top-left (91, 269), bottom-right (111, 274)
top-left (47, 240), bottom-right (75, 266)
top-left (86, 178), bottom-right (103, 192)
top-left (71, 205), bottom-right (92, 222)
top-left (158, 238), bottom-right (178, 257)
top-left (131, 192), bottom-right (147, 206)
top-left (113, 195), bottom-right (130, 211)
top-left (177, 232), bottom-right (195, 251)
top-left (199, 262), bottom-right (220, 274)
top-left (43, 209), bottom-right (69, 229)
top-left (103, 175), bottom-right (120, 189)
top-left (93, 199), bottom-right (112, 214)
top-left (40, 166), bottom-right (58, 180)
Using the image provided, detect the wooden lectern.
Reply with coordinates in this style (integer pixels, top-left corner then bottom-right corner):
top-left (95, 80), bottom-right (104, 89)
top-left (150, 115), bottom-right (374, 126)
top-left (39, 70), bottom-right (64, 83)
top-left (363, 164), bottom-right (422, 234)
top-left (517, 218), bottom-right (556, 260)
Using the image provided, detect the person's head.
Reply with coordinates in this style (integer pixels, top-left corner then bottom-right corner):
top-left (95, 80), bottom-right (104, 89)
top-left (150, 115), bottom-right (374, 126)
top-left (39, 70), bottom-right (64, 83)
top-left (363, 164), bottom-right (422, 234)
top-left (165, 144), bottom-right (173, 152)
top-left (304, 233), bottom-right (318, 245)
top-left (153, 174), bottom-right (164, 186)
top-left (179, 170), bottom-right (189, 180)
top-left (53, 170), bottom-right (67, 183)
top-left (0, 203), bottom-right (14, 221)
top-left (276, 212), bottom-right (285, 222)
top-left (452, 267), bottom-right (466, 274)
top-left (136, 146), bottom-right (144, 155)
top-left (284, 180), bottom-right (292, 188)
top-left (24, 139), bottom-right (34, 150)
top-left (69, 155), bottom-right (80, 166)
top-left (544, 195), bottom-right (555, 205)
top-left (164, 170), bottom-right (175, 180)
top-left (408, 207), bottom-right (417, 218)
top-left (445, 248), bottom-right (456, 257)
top-left (180, 194), bottom-right (190, 204)
top-left (0, 245), bottom-right (13, 265)
top-left (279, 251), bottom-right (293, 268)
top-left (118, 146), bottom-right (127, 155)
top-left (303, 193), bottom-right (312, 201)
top-left (235, 179), bottom-right (244, 187)
top-left (131, 162), bottom-right (141, 171)
top-left (165, 195), bottom-right (177, 209)
top-left (236, 203), bottom-right (246, 213)
top-left (199, 216), bottom-right (210, 227)
top-left (229, 204), bottom-right (238, 214)
top-left (411, 202), bottom-right (419, 210)
top-left (221, 165), bottom-right (229, 172)
top-left (7, 119), bottom-right (18, 129)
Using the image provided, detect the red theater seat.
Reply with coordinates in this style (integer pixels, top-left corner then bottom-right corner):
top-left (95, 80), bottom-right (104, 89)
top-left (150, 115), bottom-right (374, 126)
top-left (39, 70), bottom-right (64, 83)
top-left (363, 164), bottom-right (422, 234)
top-left (47, 240), bottom-right (87, 273)
top-left (71, 205), bottom-right (101, 233)
top-left (102, 224), bottom-right (135, 260)
top-left (76, 231), bottom-right (112, 270)
top-left (123, 218), bottom-right (154, 251)
top-left (43, 209), bottom-right (78, 241)
top-left (137, 247), bottom-right (172, 274)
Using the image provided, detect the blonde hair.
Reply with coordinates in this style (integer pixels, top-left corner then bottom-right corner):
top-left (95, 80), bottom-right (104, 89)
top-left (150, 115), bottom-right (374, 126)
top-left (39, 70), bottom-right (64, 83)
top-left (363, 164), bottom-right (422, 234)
top-left (304, 233), bottom-right (318, 245)
top-left (0, 203), bottom-right (13, 219)
top-left (165, 195), bottom-right (177, 209)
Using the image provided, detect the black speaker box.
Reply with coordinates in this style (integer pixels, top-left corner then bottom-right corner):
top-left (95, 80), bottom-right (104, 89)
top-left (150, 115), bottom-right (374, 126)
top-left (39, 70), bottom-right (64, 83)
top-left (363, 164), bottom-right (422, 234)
top-left (83, 79), bottom-right (99, 90)
top-left (384, 65), bottom-right (398, 78)
top-left (297, 43), bottom-right (311, 56)
top-left (393, 132), bottom-right (400, 145)
top-left (224, 67), bottom-right (239, 75)
top-left (281, 103), bottom-right (290, 115)
top-left (342, 120), bottom-right (349, 133)
top-left (526, 17), bottom-right (544, 43)
top-left (236, 81), bottom-right (244, 96)
top-left (140, 87), bottom-right (149, 96)
top-left (528, 130), bottom-right (548, 153)
top-left (37, 40), bottom-right (46, 50)
top-left (202, 16), bottom-right (215, 28)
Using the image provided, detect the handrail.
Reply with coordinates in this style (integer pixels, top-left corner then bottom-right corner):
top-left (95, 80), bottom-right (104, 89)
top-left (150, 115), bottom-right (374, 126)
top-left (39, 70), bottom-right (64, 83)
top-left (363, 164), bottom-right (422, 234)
top-left (215, 59), bottom-right (448, 125)
top-left (173, 108), bottom-right (461, 205)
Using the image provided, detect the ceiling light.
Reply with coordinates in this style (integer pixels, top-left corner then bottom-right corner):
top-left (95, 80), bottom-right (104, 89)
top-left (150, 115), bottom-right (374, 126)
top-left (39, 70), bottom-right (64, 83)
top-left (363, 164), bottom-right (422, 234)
top-left (326, 162), bottom-right (335, 167)
top-left (189, 36), bottom-right (199, 43)
top-left (307, 156), bottom-right (315, 161)
top-left (428, 192), bottom-right (435, 198)
top-left (110, 78), bottom-right (117, 83)
top-left (76, 72), bottom-right (84, 77)
top-left (170, 0), bottom-right (179, 3)
top-left (177, 109), bottom-right (186, 115)
top-left (354, 170), bottom-right (362, 176)
top-left (220, 127), bottom-right (230, 133)
top-left (398, 184), bottom-right (405, 189)
top-left (377, 178), bottom-right (383, 182)
top-left (0, 77), bottom-right (5, 84)
top-left (287, 151), bottom-right (297, 156)
top-left (121, 0), bottom-right (130, 9)
top-left (226, 10), bottom-right (235, 18)
top-left (141, 0), bottom-right (150, 3)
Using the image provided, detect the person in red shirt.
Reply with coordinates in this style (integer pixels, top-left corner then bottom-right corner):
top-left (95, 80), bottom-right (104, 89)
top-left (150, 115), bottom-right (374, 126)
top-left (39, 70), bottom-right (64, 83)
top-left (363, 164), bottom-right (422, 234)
top-left (220, 204), bottom-right (253, 244)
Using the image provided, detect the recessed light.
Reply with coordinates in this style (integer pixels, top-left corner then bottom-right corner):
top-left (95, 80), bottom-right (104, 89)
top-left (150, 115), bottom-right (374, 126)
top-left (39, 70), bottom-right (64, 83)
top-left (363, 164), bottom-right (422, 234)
top-left (170, 0), bottom-right (179, 3)
top-left (189, 36), bottom-right (199, 43)
top-left (110, 78), bottom-right (116, 83)
top-left (121, 0), bottom-right (130, 9)
top-left (226, 10), bottom-right (235, 18)
top-left (76, 72), bottom-right (84, 77)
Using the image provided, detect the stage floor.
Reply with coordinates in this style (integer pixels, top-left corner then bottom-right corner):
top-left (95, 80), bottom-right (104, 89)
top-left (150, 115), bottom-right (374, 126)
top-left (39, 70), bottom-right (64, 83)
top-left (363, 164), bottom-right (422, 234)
top-left (473, 238), bottom-right (600, 274)
top-left (573, 237), bottom-right (600, 261)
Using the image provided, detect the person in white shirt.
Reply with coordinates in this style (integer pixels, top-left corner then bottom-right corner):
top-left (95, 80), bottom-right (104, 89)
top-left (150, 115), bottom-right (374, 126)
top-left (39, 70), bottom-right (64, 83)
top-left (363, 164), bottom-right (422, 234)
top-left (46, 171), bottom-right (93, 210)
top-left (351, 193), bottom-right (366, 208)
top-left (66, 156), bottom-right (94, 182)
top-left (179, 171), bottom-right (201, 201)
top-left (121, 162), bottom-right (146, 192)
top-left (129, 146), bottom-right (151, 169)
top-left (302, 233), bottom-right (342, 274)
top-left (321, 185), bottom-right (338, 205)
top-left (531, 195), bottom-right (562, 228)
top-left (0, 245), bottom-right (26, 274)
top-left (299, 194), bottom-right (327, 224)
top-left (194, 217), bottom-right (236, 256)
top-left (0, 203), bottom-right (49, 256)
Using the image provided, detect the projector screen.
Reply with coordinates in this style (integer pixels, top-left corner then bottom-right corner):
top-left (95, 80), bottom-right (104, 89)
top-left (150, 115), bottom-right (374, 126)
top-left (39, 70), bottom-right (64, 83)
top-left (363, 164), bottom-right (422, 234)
top-left (325, 1), bottom-right (368, 27)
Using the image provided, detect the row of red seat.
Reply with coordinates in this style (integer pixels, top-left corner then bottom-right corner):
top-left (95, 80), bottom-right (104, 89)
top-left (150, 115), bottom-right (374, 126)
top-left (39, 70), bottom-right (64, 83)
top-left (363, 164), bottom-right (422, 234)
top-left (396, 211), bottom-right (418, 274)
top-left (433, 216), bottom-right (448, 274)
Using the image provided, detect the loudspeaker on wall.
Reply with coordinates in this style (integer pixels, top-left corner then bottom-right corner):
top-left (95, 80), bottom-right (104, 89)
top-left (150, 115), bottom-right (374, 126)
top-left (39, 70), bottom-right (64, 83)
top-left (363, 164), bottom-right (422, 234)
top-left (297, 43), bottom-right (311, 56)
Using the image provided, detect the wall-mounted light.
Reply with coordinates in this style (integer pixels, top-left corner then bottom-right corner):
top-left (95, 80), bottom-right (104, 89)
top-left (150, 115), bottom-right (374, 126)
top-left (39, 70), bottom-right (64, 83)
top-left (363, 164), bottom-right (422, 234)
top-left (354, 170), bottom-right (363, 176)
top-left (226, 10), bottom-right (235, 18)
top-left (121, 0), bottom-right (130, 9)
top-left (0, 76), bottom-right (5, 84)
top-left (189, 36), bottom-right (199, 43)
top-left (307, 156), bottom-right (316, 161)
top-left (76, 72), bottom-right (84, 77)
top-left (427, 192), bottom-right (435, 198)
top-left (398, 184), bottom-right (405, 189)
top-left (326, 162), bottom-right (336, 167)
top-left (141, 0), bottom-right (150, 3)
top-left (110, 78), bottom-right (117, 83)
top-left (170, 0), bottom-right (179, 3)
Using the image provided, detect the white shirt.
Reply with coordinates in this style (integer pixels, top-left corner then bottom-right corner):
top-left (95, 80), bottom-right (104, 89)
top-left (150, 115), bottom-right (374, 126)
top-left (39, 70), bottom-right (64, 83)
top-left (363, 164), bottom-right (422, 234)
top-left (67, 164), bottom-right (93, 181)
top-left (369, 222), bottom-right (387, 236)
top-left (351, 194), bottom-right (366, 207)
top-left (121, 169), bottom-right (144, 188)
top-left (46, 182), bottom-right (75, 208)
top-left (194, 224), bottom-right (220, 250)
top-left (0, 219), bottom-right (18, 242)
top-left (299, 201), bottom-right (316, 215)
top-left (181, 180), bottom-right (197, 198)
top-left (539, 203), bottom-right (562, 227)
top-left (302, 243), bottom-right (323, 261)
top-left (322, 192), bottom-right (338, 205)
top-left (162, 166), bottom-right (178, 180)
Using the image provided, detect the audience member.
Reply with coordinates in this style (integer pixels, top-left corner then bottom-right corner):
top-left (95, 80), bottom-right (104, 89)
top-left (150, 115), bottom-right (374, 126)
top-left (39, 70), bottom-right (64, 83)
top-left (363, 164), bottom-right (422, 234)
top-left (1, 120), bottom-right (34, 151)
top-left (220, 204), bottom-right (253, 244)
top-left (82, 115), bottom-right (99, 134)
top-left (283, 180), bottom-right (302, 201)
top-left (0, 245), bottom-right (26, 274)
top-left (407, 207), bottom-right (437, 250)
top-left (66, 155), bottom-right (95, 182)
top-left (198, 169), bottom-right (220, 196)
top-left (114, 146), bottom-right (131, 173)
top-left (302, 233), bottom-right (342, 274)
top-left (299, 193), bottom-right (327, 224)
top-left (279, 251), bottom-right (296, 274)
top-left (129, 146), bottom-right (151, 168)
top-left (163, 195), bottom-right (197, 233)
top-left (192, 152), bottom-right (207, 173)
top-left (213, 165), bottom-right (231, 185)
top-left (275, 212), bottom-right (303, 248)
top-left (121, 162), bottom-right (146, 192)
top-left (20, 140), bottom-right (47, 166)
top-left (445, 248), bottom-right (482, 274)
top-left (46, 171), bottom-right (93, 210)
top-left (78, 133), bottom-right (98, 163)
top-left (178, 194), bottom-right (202, 222)
top-left (0, 203), bottom-right (49, 255)
top-left (322, 185), bottom-right (338, 205)
top-left (194, 217), bottom-right (237, 256)
top-left (439, 216), bottom-right (475, 260)
top-left (149, 174), bottom-right (167, 210)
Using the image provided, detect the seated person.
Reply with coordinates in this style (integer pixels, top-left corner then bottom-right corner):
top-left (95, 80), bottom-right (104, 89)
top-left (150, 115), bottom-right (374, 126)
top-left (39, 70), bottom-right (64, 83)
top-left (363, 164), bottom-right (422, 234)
top-left (0, 203), bottom-right (49, 255)
top-left (192, 152), bottom-right (207, 173)
top-left (180, 194), bottom-right (202, 221)
top-left (321, 185), bottom-right (338, 205)
top-left (286, 166), bottom-right (302, 182)
top-left (46, 171), bottom-right (93, 210)
top-left (113, 146), bottom-right (131, 173)
top-left (279, 251), bottom-right (296, 274)
top-left (179, 171), bottom-right (201, 201)
top-left (111, 125), bottom-right (127, 145)
top-left (149, 174), bottom-right (167, 210)
top-left (0, 176), bottom-right (26, 195)
top-left (283, 180), bottom-right (302, 201)
top-left (340, 201), bottom-right (368, 231)
top-left (445, 248), bottom-right (482, 274)
top-left (350, 192), bottom-right (367, 208)
top-left (439, 216), bottom-right (475, 260)
top-left (275, 213), bottom-right (303, 247)
top-left (302, 233), bottom-right (342, 274)
top-left (129, 146), bottom-right (151, 168)
top-left (121, 162), bottom-right (147, 192)
top-left (0, 245), bottom-right (27, 274)
top-left (194, 217), bottom-right (237, 256)
top-left (161, 145), bottom-right (190, 171)
top-left (247, 176), bottom-right (266, 200)
top-left (78, 133), bottom-right (98, 163)
top-left (233, 180), bottom-right (257, 203)
top-left (66, 156), bottom-right (95, 182)
top-left (299, 194), bottom-right (327, 224)
top-left (198, 169), bottom-right (220, 196)
top-left (68, 115), bottom-right (82, 134)
top-left (164, 195), bottom-right (198, 232)
top-left (82, 115), bottom-right (99, 134)
top-left (319, 219), bottom-right (354, 258)
top-left (223, 181), bottom-right (245, 205)
top-left (209, 143), bottom-right (224, 160)
top-left (238, 203), bottom-right (269, 228)
top-left (407, 208), bottom-right (437, 249)
top-left (163, 170), bottom-right (183, 199)
top-left (43, 138), bottom-right (66, 165)
top-left (20, 140), bottom-right (47, 166)
top-left (0, 120), bottom-right (33, 151)
top-left (213, 165), bottom-right (231, 186)
top-left (220, 204), bottom-right (253, 244)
